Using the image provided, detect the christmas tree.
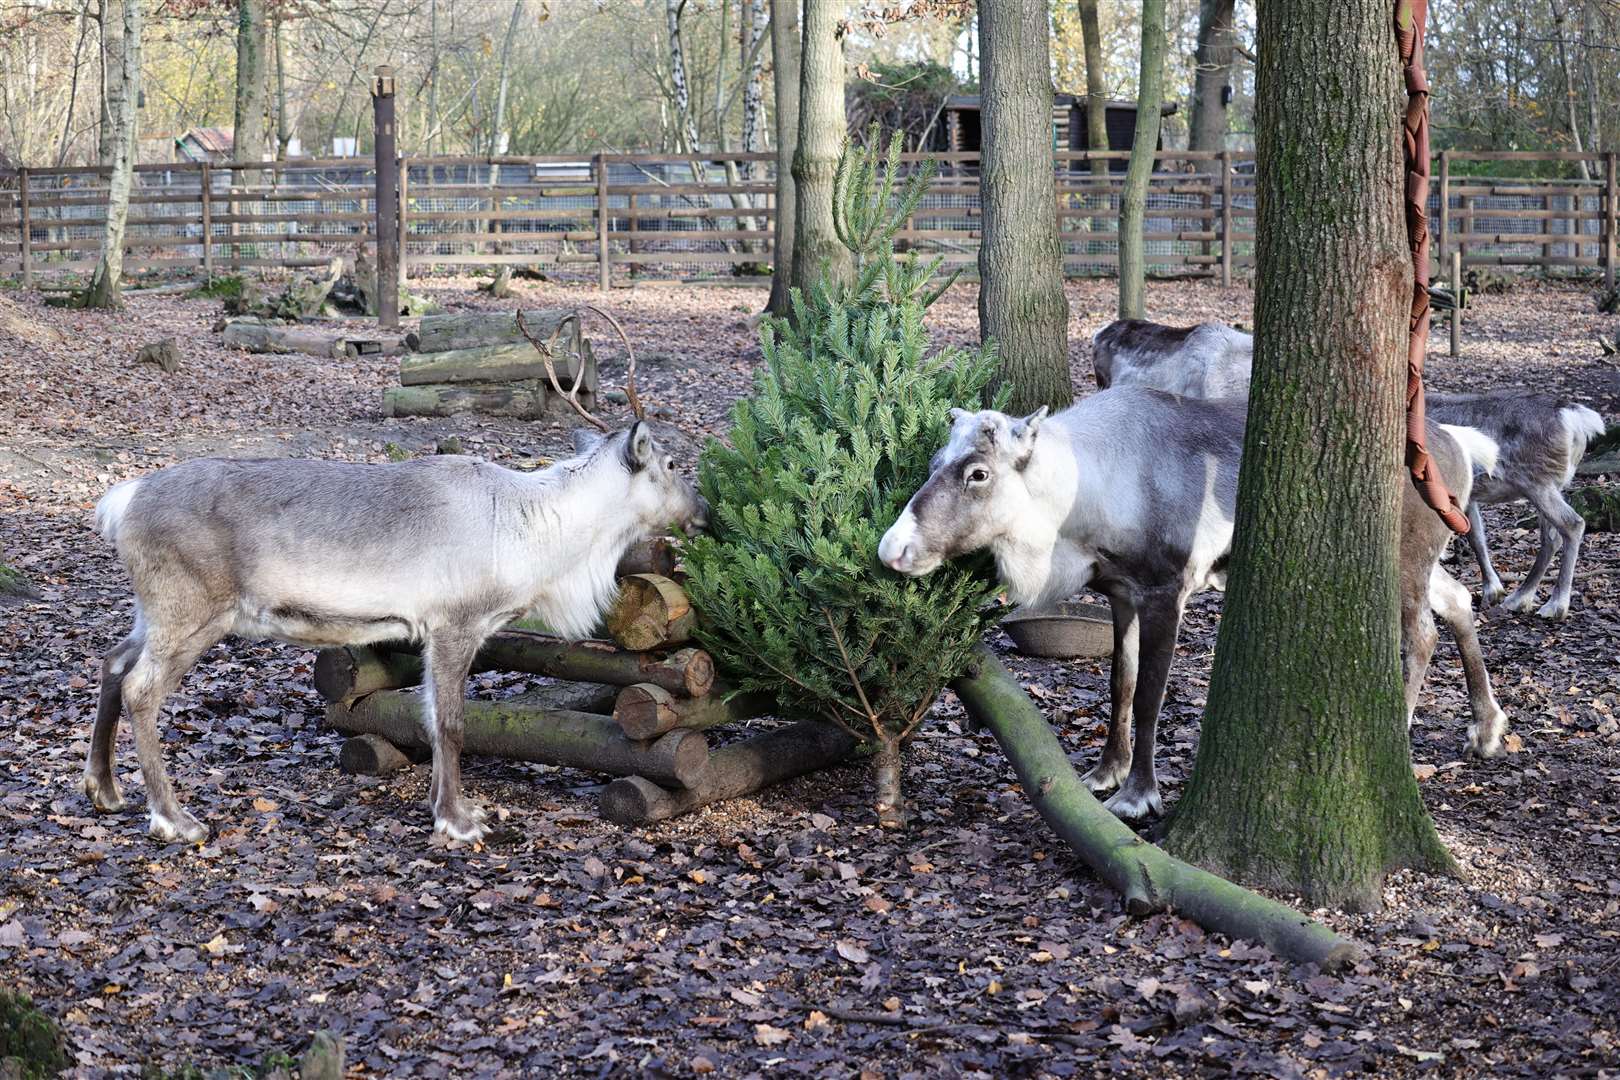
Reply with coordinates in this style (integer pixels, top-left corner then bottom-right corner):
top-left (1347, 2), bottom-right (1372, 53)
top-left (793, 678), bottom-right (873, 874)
top-left (682, 132), bottom-right (1008, 826)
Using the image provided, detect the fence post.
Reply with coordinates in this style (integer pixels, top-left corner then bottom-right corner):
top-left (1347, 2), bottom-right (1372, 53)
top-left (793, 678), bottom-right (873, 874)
top-left (1436, 150), bottom-right (1449, 274)
top-left (1219, 151), bottom-right (1232, 288)
top-left (398, 157), bottom-right (409, 282)
top-left (199, 163), bottom-right (213, 279)
top-left (596, 153), bottom-right (610, 291)
top-left (1450, 249), bottom-right (1461, 357)
top-left (371, 65), bottom-right (400, 329)
top-left (17, 167), bottom-right (30, 290)
top-left (627, 191), bottom-right (639, 281)
top-left (1607, 151), bottom-right (1617, 290)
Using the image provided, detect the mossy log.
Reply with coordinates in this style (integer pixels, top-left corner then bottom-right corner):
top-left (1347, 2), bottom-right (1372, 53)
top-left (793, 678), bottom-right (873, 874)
top-left (612, 682), bottom-right (772, 740)
top-left (605, 573), bottom-right (695, 650)
top-left (221, 318), bottom-right (343, 357)
top-left (327, 692), bottom-right (710, 788)
top-left (407, 307), bottom-right (579, 353)
top-left (314, 635), bottom-right (714, 704)
top-left (600, 721), bottom-right (858, 825)
top-left (950, 647), bottom-right (1360, 970)
top-left (398, 341), bottom-right (591, 388)
top-left (382, 381), bottom-right (547, 419)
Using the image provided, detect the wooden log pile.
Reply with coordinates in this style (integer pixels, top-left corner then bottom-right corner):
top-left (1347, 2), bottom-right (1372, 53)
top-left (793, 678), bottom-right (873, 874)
top-left (316, 539), bottom-right (855, 825)
top-left (383, 307), bottom-right (599, 420)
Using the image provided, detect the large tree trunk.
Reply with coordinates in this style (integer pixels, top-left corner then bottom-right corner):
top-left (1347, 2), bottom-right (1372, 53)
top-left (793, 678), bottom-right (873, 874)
top-left (234, 0), bottom-right (268, 186)
top-left (1117, 0), bottom-right (1166, 320)
top-left (83, 0), bottom-right (139, 310)
top-left (1163, 0), bottom-right (1454, 911)
top-left (1077, 0), bottom-right (1109, 183)
top-left (977, 0), bottom-right (1071, 414)
top-left (766, 0), bottom-right (802, 314)
top-left (1188, 0), bottom-right (1236, 168)
top-left (788, 0), bottom-right (853, 297)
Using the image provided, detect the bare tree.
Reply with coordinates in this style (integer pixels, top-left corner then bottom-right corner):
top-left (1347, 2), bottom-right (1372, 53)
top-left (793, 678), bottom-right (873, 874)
top-left (1118, 0), bottom-right (1166, 320)
top-left (82, 0), bottom-right (139, 309)
top-left (767, 0), bottom-right (801, 314)
top-left (666, 0), bottom-right (701, 151)
top-left (1077, 0), bottom-right (1109, 182)
top-left (489, 1), bottom-right (524, 155)
top-left (1188, 0), bottom-right (1236, 166)
top-left (788, 0), bottom-right (851, 296)
top-left (234, 0), bottom-right (268, 182)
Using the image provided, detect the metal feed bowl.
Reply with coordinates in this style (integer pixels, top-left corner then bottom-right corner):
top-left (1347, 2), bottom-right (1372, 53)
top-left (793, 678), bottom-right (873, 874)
top-left (1001, 601), bottom-right (1114, 659)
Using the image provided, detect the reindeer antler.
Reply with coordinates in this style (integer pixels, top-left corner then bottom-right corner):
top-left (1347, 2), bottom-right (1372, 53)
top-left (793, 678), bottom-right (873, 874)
top-left (516, 309), bottom-right (609, 433)
top-left (576, 303), bottom-right (644, 423)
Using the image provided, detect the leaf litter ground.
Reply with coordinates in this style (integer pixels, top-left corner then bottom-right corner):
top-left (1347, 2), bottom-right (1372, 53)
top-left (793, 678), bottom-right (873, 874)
top-left (0, 277), bottom-right (1616, 1077)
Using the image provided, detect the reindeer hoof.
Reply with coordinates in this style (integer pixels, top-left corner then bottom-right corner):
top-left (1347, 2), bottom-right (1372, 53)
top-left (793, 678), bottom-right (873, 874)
top-left (1464, 712), bottom-right (1509, 760)
top-left (1481, 583), bottom-right (1506, 608)
top-left (80, 771), bottom-right (126, 813)
top-left (1080, 760), bottom-right (1129, 794)
top-left (434, 803), bottom-right (491, 844)
top-left (1103, 785), bottom-right (1163, 821)
top-left (1499, 590), bottom-right (1539, 614)
top-left (1536, 598), bottom-right (1570, 621)
top-left (148, 807), bottom-right (208, 844)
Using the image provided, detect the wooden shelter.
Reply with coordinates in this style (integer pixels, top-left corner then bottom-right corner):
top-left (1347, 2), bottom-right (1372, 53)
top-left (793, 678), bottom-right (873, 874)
top-left (939, 94), bottom-right (1180, 170)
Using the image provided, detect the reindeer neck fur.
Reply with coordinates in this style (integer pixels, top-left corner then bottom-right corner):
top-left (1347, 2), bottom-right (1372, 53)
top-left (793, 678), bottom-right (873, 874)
top-left (502, 456), bottom-right (645, 640)
top-left (988, 423), bottom-right (1098, 610)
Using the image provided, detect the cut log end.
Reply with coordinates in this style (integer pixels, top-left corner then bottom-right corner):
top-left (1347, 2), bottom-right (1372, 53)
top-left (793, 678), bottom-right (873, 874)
top-left (338, 733), bottom-right (413, 776)
top-left (605, 573), bottom-right (695, 651)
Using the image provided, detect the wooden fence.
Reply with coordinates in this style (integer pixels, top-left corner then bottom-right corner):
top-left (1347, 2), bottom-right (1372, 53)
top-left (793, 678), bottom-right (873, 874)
top-left (1, 149), bottom-right (1614, 290)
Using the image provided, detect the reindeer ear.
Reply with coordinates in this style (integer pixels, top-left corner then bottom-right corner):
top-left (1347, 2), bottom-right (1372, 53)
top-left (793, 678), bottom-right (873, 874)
top-left (1010, 407), bottom-right (1047, 466)
top-left (572, 429), bottom-right (604, 456)
top-left (949, 407), bottom-right (972, 424)
top-left (622, 421), bottom-right (654, 473)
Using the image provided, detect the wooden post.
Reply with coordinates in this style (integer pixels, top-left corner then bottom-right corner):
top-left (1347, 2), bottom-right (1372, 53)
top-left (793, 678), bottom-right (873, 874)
top-left (1450, 248), bottom-right (1461, 358)
top-left (1435, 150), bottom-right (1449, 273)
top-left (627, 191), bottom-right (638, 281)
top-left (397, 156), bottom-right (409, 282)
top-left (1543, 191), bottom-right (1554, 269)
top-left (1219, 151), bottom-right (1232, 287)
top-left (1461, 195), bottom-right (1473, 264)
top-left (1607, 152), bottom-right (1617, 290)
top-left (199, 163), bottom-right (213, 279)
top-left (17, 167), bottom-right (30, 290)
top-left (371, 65), bottom-right (400, 329)
top-left (596, 152), bottom-right (610, 291)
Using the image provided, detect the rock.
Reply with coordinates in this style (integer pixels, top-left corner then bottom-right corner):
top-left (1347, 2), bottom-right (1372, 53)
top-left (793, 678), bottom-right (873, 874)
top-left (299, 1030), bottom-right (344, 1080)
top-left (133, 339), bottom-right (181, 373)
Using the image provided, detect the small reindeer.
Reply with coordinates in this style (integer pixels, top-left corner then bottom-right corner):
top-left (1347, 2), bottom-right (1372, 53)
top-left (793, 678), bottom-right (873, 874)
top-left (879, 390), bottom-right (1508, 818)
top-left (88, 310), bottom-right (706, 844)
top-left (1091, 317), bottom-right (1608, 619)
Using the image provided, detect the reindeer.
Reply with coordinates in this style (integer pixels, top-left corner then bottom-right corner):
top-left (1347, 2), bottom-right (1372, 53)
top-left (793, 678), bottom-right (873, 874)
top-left (878, 389), bottom-right (1508, 819)
top-left (1090, 317), bottom-right (1608, 619)
top-left (87, 310), bottom-right (706, 844)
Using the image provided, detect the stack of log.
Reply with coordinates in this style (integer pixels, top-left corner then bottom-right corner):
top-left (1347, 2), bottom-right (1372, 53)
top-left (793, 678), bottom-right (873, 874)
top-left (383, 307), bottom-right (599, 420)
top-left (316, 539), bottom-right (856, 826)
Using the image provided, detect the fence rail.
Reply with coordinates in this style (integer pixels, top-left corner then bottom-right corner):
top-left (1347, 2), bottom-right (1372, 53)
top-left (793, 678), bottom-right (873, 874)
top-left (1, 149), bottom-right (1614, 289)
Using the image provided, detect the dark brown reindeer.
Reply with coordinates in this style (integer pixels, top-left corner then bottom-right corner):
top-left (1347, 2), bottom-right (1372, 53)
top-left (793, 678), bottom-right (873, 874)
top-left (879, 389), bottom-right (1509, 818)
top-left (88, 310), bottom-right (706, 844)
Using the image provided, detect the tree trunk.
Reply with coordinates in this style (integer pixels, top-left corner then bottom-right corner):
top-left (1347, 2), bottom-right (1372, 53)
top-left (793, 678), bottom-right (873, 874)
top-left (667, 0), bottom-right (702, 152)
top-left (952, 650), bottom-right (1359, 968)
top-left (408, 307), bottom-right (581, 353)
top-left (1117, 0), bottom-right (1166, 320)
top-left (1188, 0), bottom-right (1236, 169)
top-left (398, 341), bottom-right (590, 387)
top-left (97, 0), bottom-right (123, 167)
top-left (426, 0), bottom-right (440, 157)
top-left (1077, 0), bottom-right (1109, 180)
top-left (1163, 0), bottom-right (1454, 911)
top-left (977, 0), bottom-right (1072, 414)
top-left (788, 0), bottom-right (853, 298)
top-left (274, 15), bottom-right (292, 159)
top-left (83, 0), bottom-right (138, 310)
top-left (234, 0), bottom-right (268, 186)
top-left (766, 0), bottom-right (802, 314)
top-left (1552, 1), bottom-right (1591, 182)
top-left (490, 0), bottom-right (523, 155)
top-left (382, 382), bottom-right (548, 420)
top-left (872, 739), bottom-right (906, 828)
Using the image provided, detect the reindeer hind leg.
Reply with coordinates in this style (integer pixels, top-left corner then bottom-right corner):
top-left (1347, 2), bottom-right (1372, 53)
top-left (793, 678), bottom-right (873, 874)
top-left (81, 624), bottom-right (146, 813)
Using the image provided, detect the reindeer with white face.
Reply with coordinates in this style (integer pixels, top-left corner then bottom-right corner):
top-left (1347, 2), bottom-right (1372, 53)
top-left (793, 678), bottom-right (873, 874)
top-left (879, 389), bottom-right (1509, 818)
top-left (89, 315), bottom-right (707, 844)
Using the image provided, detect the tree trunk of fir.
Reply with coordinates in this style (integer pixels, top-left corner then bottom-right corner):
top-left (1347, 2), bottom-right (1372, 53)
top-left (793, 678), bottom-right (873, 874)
top-left (873, 739), bottom-right (906, 828)
top-left (1188, 0), bottom-right (1235, 169)
top-left (1077, 0), bottom-right (1109, 183)
top-left (766, 0), bottom-right (802, 314)
top-left (83, 0), bottom-right (139, 310)
top-left (1117, 0), bottom-right (1166, 320)
top-left (1164, 0), bottom-right (1454, 911)
top-left (234, 0), bottom-right (269, 186)
top-left (788, 0), bottom-right (853, 298)
top-left (977, 0), bottom-right (1072, 415)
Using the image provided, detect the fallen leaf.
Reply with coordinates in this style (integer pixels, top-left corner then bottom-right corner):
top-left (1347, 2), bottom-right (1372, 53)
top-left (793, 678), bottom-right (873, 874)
top-left (753, 1023), bottom-right (791, 1047)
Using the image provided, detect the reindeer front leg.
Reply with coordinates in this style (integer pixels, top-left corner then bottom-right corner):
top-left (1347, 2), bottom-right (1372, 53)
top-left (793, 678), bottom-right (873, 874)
top-left (1103, 588), bottom-right (1183, 820)
top-left (421, 631), bottom-right (489, 843)
top-left (1081, 591), bottom-right (1138, 793)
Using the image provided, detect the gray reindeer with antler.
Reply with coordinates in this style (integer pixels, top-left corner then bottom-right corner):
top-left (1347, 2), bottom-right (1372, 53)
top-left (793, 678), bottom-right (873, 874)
top-left (87, 308), bottom-right (706, 844)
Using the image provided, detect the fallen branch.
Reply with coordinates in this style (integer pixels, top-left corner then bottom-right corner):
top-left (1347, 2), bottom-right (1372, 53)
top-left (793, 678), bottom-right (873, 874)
top-left (950, 647), bottom-right (1360, 970)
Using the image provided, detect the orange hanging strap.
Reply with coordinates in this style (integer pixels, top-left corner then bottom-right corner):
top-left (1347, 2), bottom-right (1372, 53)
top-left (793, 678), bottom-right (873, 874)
top-left (1396, 0), bottom-right (1469, 535)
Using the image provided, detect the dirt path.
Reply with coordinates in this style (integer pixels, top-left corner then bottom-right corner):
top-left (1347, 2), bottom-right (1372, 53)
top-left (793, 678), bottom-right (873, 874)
top-left (1, 278), bottom-right (1616, 1077)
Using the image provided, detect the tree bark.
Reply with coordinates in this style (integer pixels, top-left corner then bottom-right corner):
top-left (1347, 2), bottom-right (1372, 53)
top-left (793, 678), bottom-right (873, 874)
top-left (274, 15), bottom-right (292, 159)
top-left (788, 0), bottom-right (853, 298)
top-left (977, 0), bottom-right (1072, 414)
top-left (490, 0), bottom-right (524, 155)
top-left (1163, 0), bottom-right (1454, 911)
top-left (397, 341), bottom-right (590, 387)
top-left (234, 0), bottom-right (269, 185)
top-left (612, 682), bottom-right (770, 740)
top-left (599, 721), bottom-right (857, 825)
top-left (83, 0), bottom-right (139, 310)
top-left (408, 307), bottom-right (581, 353)
top-left (97, 0), bottom-right (124, 167)
top-left (1117, 0), bottom-right (1166, 320)
top-left (1188, 0), bottom-right (1236, 168)
top-left (382, 382), bottom-right (548, 420)
top-left (766, 0), bottom-right (802, 314)
top-left (1551, 0), bottom-right (1591, 182)
top-left (667, 0), bottom-right (702, 152)
top-left (1077, 0), bottom-right (1109, 183)
top-left (952, 650), bottom-right (1360, 968)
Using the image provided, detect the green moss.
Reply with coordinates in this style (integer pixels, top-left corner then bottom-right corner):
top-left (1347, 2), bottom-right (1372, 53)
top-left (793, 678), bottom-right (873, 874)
top-left (0, 989), bottom-right (69, 1079)
top-left (187, 275), bottom-right (245, 301)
